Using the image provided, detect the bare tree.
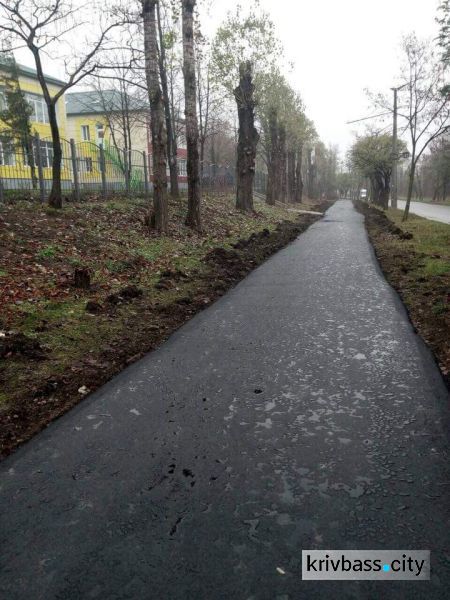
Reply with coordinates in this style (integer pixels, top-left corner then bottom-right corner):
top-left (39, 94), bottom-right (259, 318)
top-left (87, 69), bottom-right (149, 185)
top-left (182, 0), bottom-right (201, 230)
top-left (0, 0), bottom-right (126, 208)
top-left (142, 0), bottom-right (168, 232)
top-left (370, 35), bottom-right (450, 220)
top-left (399, 35), bottom-right (450, 220)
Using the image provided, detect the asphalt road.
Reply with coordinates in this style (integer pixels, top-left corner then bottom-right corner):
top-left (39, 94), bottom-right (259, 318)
top-left (397, 200), bottom-right (450, 224)
top-left (0, 200), bottom-right (449, 600)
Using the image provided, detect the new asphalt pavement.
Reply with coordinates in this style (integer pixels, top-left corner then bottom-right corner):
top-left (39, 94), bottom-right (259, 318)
top-left (0, 200), bottom-right (448, 599)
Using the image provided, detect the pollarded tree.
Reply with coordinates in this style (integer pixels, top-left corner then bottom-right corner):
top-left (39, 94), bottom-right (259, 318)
top-left (234, 61), bottom-right (259, 211)
top-left (212, 1), bottom-right (283, 211)
top-left (257, 70), bottom-right (288, 204)
top-left (0, 0), bottom-right (127, 208)
top-left (258, 70), bottom-right (313, 204)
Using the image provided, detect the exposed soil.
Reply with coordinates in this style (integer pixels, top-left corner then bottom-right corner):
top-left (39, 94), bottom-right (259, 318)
top-left (0, 196), bottom-right (330, 457)
top-left (355, 200), bottom-right (450, 387)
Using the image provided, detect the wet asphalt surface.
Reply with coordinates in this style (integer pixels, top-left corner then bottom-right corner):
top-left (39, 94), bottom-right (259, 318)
top-left (397, 200), bottom-right (450, 224)
top-left (0, 200), bottom-right (449, 600)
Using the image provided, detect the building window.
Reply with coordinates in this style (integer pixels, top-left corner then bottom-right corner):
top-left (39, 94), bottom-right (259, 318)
top-left (178, 158), bottom-right (187, 176)
top-left (0, 140), bottom-right (15, 166)
top-left (96, 123), bottom-right (105, 144)
top-left (79, 157), bottom-right (93, 173)
top-left (23, 141), bottom-right (53, 168)
top-left (81, 125), bottom-right (90, 141)
top-left (25, 93), bottom-right (48, 124)
top-left (0, 90), bottom-right (6, 112)
top-left (36, 141), bottom-right (53, 168)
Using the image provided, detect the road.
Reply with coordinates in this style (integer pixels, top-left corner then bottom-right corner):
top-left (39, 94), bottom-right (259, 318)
top-left (0, 200), bottom-right (449, 600)
top-left (397, 200), bottom-right (450, 224)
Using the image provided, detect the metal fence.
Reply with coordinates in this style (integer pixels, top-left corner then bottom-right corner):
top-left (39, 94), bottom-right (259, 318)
top-left (0, 135), bottom-right (149, 201)
top-left (0, 133), bottom-right (267, 201)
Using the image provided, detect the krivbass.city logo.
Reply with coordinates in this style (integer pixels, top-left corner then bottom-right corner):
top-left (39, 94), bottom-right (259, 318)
top-left (302, 550), bottom-right (430, 581)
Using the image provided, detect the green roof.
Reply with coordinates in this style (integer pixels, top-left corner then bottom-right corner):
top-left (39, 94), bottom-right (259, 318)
top-left (66, 90), bottom-right (149, 115)
top-left (11, 62), bottom-right (66, 87)
top-left (0, 53), bottom-right (66, 86)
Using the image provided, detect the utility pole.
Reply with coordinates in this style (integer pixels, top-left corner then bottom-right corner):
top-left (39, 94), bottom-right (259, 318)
top-left (391, 83), bottom-right (408, 209)
top-left (391, 87), bottom-right (399, 209)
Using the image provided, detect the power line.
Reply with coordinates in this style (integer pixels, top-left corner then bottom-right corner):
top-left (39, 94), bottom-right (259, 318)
top-left (345, 111), bottom-right (393, 125)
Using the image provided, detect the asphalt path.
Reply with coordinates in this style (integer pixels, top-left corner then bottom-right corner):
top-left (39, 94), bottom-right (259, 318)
top-left (0, 200), bottom-right (448, 599)
top-left (397, 200), bottom-right (450, 224)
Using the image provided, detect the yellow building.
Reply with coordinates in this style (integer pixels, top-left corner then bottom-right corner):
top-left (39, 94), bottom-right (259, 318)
top-left (65, 90), bottom-right (150, 192)
top-left (0, 62), bottom-right (69, 189)
top-left (66, 90), bottom-right (149, 151)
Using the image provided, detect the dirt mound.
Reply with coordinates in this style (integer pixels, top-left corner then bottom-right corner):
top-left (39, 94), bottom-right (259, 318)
top-left (356, 201), bottom-right (413, 239)
top-left (106, 285), bottom-right (144, 305)
top-left (0, 333), bottom-right (46, 360)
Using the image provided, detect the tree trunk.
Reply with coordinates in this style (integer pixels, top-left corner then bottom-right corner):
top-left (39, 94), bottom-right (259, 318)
top-left (295, 145), bottom-right (303, 203)
top-left (234, 61), bottom-right (259, 212)
top-left (142, 0), bottom-right (169, 233)
top-left (306, 148), bottom-right (316, 199)
top-left (182, 0), bottom-right (201, 230)
top-left (379, 181), bottom-right (390, 209)
top-left (157, 1), bottom-right (179, 199)
top-left (74, 267), bottom-right (91, 289)
top-left (287, 148), bottom-right (296, 203)
top-left (403, 163), bottom-right (416, 222)
top-left (47, 102), bottom-right (62, 208)
top-left (199, 134), bottom-right (205, 183)
top-left (266, 108), bottom-right (278, 205)
top-left (279, 125), bottom-right (287, 202)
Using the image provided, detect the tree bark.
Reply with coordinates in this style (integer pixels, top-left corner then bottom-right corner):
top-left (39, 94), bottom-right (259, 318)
top-left (403, 163), bottom-right (416, 222)
top-left (294, 145), bottom-right (303, 203)
top-left (287, 148), bottom-right (296, 203)
top-left (234, 61), bottom-right (259, 212)
top-left (306, 147), bottom-right (316, 199)
top-left (74, 268), bottom-right (91, 289)
top-left (279, 125), bottom-right (287, 202)
top-left (266, 108), bottom-right (278, 205)
top-left (32, 49), bottom-right (63, 208)
top-left (47, 102), bottom-right (63, 208)
top-left (142, 0), bottom-right (169, 233)
top-left (182, 0), bottom-right (201, 230)
top-left (157, 1), bottom-right (179, 199)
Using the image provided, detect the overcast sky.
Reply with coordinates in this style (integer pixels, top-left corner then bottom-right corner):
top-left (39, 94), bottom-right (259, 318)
top-left (14, 0), bottom-right (440, 156)
top-left (203, 0), bottom-right (440, 155)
